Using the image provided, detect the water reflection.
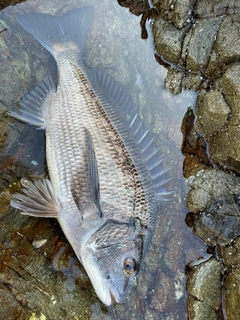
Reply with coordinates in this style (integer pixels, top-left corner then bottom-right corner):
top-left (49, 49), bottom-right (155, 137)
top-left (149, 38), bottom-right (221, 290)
top-left (0, 0), bottom-right (204, 319)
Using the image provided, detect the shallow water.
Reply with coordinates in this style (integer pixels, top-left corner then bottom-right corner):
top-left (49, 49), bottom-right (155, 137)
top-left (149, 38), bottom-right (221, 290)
top-left (0, 0), bottom-right (206, 319)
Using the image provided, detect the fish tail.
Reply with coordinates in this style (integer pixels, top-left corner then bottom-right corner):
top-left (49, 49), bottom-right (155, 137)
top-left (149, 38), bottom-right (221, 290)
top-left (17, 6), bottom-right (94, 57)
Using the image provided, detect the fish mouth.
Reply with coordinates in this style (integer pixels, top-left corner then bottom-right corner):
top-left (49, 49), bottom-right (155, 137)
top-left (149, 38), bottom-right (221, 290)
top-left (108, 280), bottom-right (130, 304)
top-left (81, 248), bottom-right (130, 306)
top-left (109, 287), bottom-right (121, 304)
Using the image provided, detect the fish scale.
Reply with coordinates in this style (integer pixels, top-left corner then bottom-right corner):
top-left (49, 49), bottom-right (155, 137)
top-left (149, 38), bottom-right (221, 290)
top-left (49, 55), bottom-right (131, 209)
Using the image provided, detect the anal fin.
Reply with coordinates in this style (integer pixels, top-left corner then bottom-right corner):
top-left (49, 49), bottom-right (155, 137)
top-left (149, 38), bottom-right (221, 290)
top-left (11, 179), bottom-right (59, 218)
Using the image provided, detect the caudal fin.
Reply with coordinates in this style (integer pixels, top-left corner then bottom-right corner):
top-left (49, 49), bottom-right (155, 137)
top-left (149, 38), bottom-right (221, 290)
top-left (17, 6), bottom-right (94, 57)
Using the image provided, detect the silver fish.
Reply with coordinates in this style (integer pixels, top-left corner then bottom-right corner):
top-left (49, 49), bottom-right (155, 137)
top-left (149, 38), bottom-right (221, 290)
top-left (9, 6), bottom-right (172, 305)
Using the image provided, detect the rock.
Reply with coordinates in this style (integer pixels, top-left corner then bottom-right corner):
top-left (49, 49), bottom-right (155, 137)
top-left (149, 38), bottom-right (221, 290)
top-left (195, 0), bottom-right (230, 18)
top-left (206, 63), bottom-right (240, 173)
top-left (164, 69), bottom-right (183, 94)
top-left (218, 238), bottom-right (240, 320)
top-left (218, 237), bottom-right (240, 267)
top-left (0, 211), bottom-right (95, 320)
top-left (181, 107), bottom-right (211, 178)
top-left (117, 0), bottom-right (150, 16)
top-left (187, 258), bottom-right (222, 320)
top-left (152, 17), bottom-right (190, 66)
top-left (222, 268), bottom-right (240, 320)
top-left (164, 68), bottom-right (203, 93)
top-left (187, 168), bottom-right (240, 246)
top-left (152, 0), bottom-right (195, 29)
top-left (152, 0), bottom-right (240, 95)
top-left (0, 0), bottom-right (25, 11)
top-left (195, 90), bottom-right (230, 137)
top-left (184, 17), bottom-right (222, 73)
top-left (187, 169), bottom-right (239, 213)
top-left (181, 72), bottom-right (204, 92)
top-left (210, 16), bottom-right (240, 69)
top-left (151, 272), bottom-right (176, 313)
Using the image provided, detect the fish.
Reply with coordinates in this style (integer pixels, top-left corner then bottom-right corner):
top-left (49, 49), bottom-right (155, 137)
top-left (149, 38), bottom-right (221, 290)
top-left (9, 6), bottom-right (172, 306)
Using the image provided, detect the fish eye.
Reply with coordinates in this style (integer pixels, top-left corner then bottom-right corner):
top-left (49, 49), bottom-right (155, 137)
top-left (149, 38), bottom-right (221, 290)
top-left (124, 258), bottom-right (136, 274)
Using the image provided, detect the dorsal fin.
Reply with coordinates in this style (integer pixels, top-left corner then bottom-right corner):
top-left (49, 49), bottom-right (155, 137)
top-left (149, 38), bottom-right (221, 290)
top-left (9, 75), bottom-right (56, 129)
top-left (90, 68), bottom-right (173, 202)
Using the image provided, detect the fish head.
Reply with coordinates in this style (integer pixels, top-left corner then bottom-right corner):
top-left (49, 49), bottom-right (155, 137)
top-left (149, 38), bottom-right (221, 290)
top-left (81, 218), bottom-right (143, 306)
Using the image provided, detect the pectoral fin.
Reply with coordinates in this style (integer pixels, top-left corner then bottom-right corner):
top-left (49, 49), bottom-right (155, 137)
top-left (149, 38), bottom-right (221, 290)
top-left (11, 179), bottom-right (59, 218)
top-left (71, 127), bottom-right (101, 219)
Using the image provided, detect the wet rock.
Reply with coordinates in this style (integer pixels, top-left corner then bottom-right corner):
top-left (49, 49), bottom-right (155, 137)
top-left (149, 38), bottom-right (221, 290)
top-left (207, 16), bottom-right (240, 76)
top-left (218, 237), bottom-right (240, 267)
top-left (181, 107), bottom-right (211, 178)
top-left (151, 0), bottom-right (239, 95)
top-left (0, 211), bottom-right (95, 320)
top-left (205, 63), bottom-right (240, 173)
top-left (222, 268), bottom-right (240, 320)
top-left (164, 69), bottom-right (184, 94)
top-left (117, 0), bottom-right (152, 39)
top-left (0, 0), bottom-right (25, 11)
top-left (164, 69), bottom-right (205, 94)
top-left (187, 168), bottom-right (240, 246)
top-left (193, 62), bottom-right (240, 173)
top-left (181, 72), bottom-right (204, 92)
top-left (195, 90), bottom-right (230, 137)
top-left (140, 200), bottom-right (187, 316)
top-left (184, 17), bottom-right (222, 73)
top-left (147, 201), bottom-right (188, 314)
top-left (152, 0), bottom-right (195, 29)
top-left (195, 0), bottom-right (230, 18)
top-left (153, 17), bottom-right (190, 66)
top-left (218, 239), bottom-right (240, 320)
top-left (187, 258), bottom-right (222, 320)
top-left (0, 106), bottom-right (9, 153)
top-left (117, 0), bottom-right (150, 16)
top-left (152, 7), bottom-right (223, 91)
